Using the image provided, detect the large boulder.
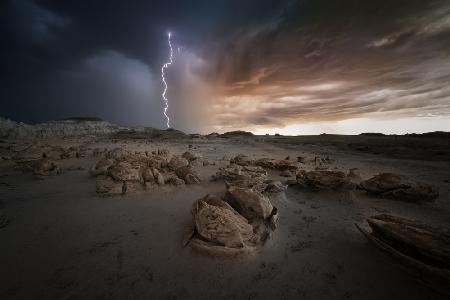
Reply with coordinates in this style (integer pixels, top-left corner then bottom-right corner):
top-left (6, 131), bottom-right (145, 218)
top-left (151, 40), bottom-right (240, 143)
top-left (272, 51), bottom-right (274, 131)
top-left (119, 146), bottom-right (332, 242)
top-left (356, 214), bottom-right (450, 294)
top-left (254, 158), bottom-right (276, 169)
top-left (182, 151), bottom-right (202, 162)
top-left (193, 195), bottom-right (254, 249)
top-left (230, 154), bottom-right (254, 166)
top-left (32, 158), bottom-right (60, 176)
top-left (296, 170), bottom-right (354, 190)
top-left (275, 160), bottom-right (298, 171)
top-left (225, 187), bottom-right (274, 221)
top-left (360, 173), bottom-right (438, 202)
top-left (168, 155), bottom-right (189, 171)
top-left (89, 158), bottom-right (114, 176)
top-left (96, 175), bottom-right (124, 196)
top-left (108, 162), bottom-right (141, 182)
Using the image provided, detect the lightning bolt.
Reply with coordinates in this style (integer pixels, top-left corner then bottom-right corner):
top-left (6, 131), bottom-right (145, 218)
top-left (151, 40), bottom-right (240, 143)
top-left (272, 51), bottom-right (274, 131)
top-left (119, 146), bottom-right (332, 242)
top-left (161, 32), bottom-right (173, 128)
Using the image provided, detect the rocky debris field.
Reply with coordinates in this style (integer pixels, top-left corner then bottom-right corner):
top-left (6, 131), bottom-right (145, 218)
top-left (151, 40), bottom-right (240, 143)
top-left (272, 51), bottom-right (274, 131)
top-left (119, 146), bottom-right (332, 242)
top-left (0, 130), bottom-right (449, 299)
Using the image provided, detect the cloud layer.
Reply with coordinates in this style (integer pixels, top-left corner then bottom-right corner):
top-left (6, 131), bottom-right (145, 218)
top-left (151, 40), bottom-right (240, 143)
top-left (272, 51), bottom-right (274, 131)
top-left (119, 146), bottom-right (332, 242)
top-left (1, 0), bottom-right (449, 133)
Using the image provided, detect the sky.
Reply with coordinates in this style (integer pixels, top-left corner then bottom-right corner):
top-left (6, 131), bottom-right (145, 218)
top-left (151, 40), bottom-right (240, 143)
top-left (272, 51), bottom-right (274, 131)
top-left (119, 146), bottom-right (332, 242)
top-left (1, 0), bottom-right (450, 134)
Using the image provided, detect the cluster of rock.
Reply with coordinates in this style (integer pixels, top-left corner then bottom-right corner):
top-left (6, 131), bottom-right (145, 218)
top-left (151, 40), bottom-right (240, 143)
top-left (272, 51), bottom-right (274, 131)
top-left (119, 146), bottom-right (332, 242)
top-left (185, 154), bottom-right (284, 255)
top-left (10, 143), bottom-right (90, 176)
top-left (294, 169), bottom-right (438, 203)
top-left (90, 148), bottom-right (202, 196)
top-left (356, 214), bottom-right (450, 294)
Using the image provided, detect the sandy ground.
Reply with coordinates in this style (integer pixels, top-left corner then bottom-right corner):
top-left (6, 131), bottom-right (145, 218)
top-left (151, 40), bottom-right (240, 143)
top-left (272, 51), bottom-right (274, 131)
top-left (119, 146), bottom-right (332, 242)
top-left (0, 135), bottom-right (449, 300)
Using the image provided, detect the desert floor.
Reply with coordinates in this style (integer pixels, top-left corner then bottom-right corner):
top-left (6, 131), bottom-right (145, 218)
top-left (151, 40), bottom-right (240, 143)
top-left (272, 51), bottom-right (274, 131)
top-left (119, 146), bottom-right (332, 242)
top-left (0, 135), bottom-right (449, 300)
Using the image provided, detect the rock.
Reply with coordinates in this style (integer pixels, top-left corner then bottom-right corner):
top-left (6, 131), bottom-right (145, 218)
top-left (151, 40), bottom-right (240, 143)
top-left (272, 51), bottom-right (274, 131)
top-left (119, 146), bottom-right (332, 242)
top-left (152, 168), bottom-right (165, 185)
top-left (32, 158), bottom-right (60, 176)
top-left (168, 155), bottom-right (189, 171)
top-left (296, 170), bottom-right (354, 190)
top-left (225, 187), bottom-right (274, 220)
top-left (230, 154), bottom-right (253, 166)
top-left (175, 166), bottom-right (200, 183)
top-left (157, 148), bottom-right (169, 156)
top-left (93, 147), bottom-right (106, 157)
top-left (275, 160), bottom-right (298, 171)
top-left (265, 180), bottom-right (287, 193)
top-left (182, 151), bottom-right (202, 162)
top-left (185, 173), bottom-right (201, 184)
top-left (108, 162), bottom-right (141, 182)
top-left (297, 156), bottom-right (305, 163)
top-left (192, 194), bottom-right (254, 249)
top-left (254, 158), bottom-right (276, 169)
top-left (141, 168), bottom-right (154, 182)
top-left (166, 175), bottom-right (185, 185)
top-left (360, 173), bottom-right (438, 202)
top-left (356, 214), bottom-right (450, 294)
top-left (105, 148), bottom-right (130, 160)
top-left (89, 158), bottom-right (114, 176)
top-left (96, 175), bottom-right (124, 196)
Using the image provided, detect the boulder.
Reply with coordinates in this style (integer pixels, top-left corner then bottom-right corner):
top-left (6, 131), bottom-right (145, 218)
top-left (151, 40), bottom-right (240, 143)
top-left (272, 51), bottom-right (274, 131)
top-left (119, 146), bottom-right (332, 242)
top-left (360, 173), bottom-right (438, 202)
top-left (265, 180), bottom-right (287, 193)
top-left (141, 168), bottom-right (154, 183)
top-left (152, 168), bottom-right (165, 185)
top-left (32, 158), bottom-right (60, 176)
top-left (296, 170), bottom-right (354, 190)
top-left (168, 155), bottom-right (189, 171)
top-left (225, 187), bottom-right (274, 220)
top-left (254, 158), bottom-right (276, 169)
top-left (175, 166), bottom-right (200, 184)
top-left (356, 214), bottom-right (450, 294)
top-left (89, 158), bottom-right (114, 176)
top-left (275, 160), bottom-right (298, 171)
top-left (108, 162), bottom-right (141, 182)
top-left (192, 195), bottom-right (254, 249)
top-left (96, 175), bottom-right (124, 196)
top-left (230, 154), bottom-right (253, 166)
top-left (182, 151), bottom-right (202, 162)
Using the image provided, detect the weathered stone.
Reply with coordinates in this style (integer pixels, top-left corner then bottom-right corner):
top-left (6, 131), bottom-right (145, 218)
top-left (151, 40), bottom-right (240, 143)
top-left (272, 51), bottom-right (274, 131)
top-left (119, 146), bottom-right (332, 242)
top-left (265, 180), bottom-right (287, 193)
top-left (192, 195), bottom-right (253, 248)
top-left (32, 158), bottom-right (60, 176)
top-left (108, 162), bottom-right (141, 182)
top-left (275, 160), bottom-right (298, 171)
top-left (360, 173), bottom-right (438, 202)
top-left (168, 155), bottom-right (189, 171)
top-left (152, 168), bottom-right (165, 185)
top-left (89, 158), bottom-right (114, 176)
top-left (296, 170), bottom-right (354, 190)
top-left (356, 214), bottom-right (450, 293)
top-left (230, 154), bottom-right (253, 166)
top-left (182, 151), bottom-right (202, 162)
top-left (96, 175), bottom-right (124, 196)
top-left (185, 173), bottom-right (201, 184)
top-left (141, 168), bottom-right (154, 182)
top-left (254, 158), bottom-right (276, 169)
top-left (225, 187), bottom-right (274, 220)
top-left (105, 148), bottom-right (130, 160)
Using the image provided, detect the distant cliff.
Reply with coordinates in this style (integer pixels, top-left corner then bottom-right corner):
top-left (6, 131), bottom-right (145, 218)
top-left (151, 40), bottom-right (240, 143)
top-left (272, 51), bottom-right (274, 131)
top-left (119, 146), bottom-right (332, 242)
top-left (0, 117), bottom-right (122, 138)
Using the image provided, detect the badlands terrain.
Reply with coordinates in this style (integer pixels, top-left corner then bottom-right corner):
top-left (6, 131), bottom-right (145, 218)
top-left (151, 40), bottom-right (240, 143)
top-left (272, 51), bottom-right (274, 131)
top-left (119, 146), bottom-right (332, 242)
top-left (0, 118), bottom-right (449, 300)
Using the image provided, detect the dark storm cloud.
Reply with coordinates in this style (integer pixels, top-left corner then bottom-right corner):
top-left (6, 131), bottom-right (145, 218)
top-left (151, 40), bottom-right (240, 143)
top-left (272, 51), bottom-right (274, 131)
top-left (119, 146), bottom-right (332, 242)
top-left (1, 0), bottom-right (449, 132)
top-left (0, 0), bottom-right (291, 128)
top-left (203, 0), bottom-right (450, 130)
